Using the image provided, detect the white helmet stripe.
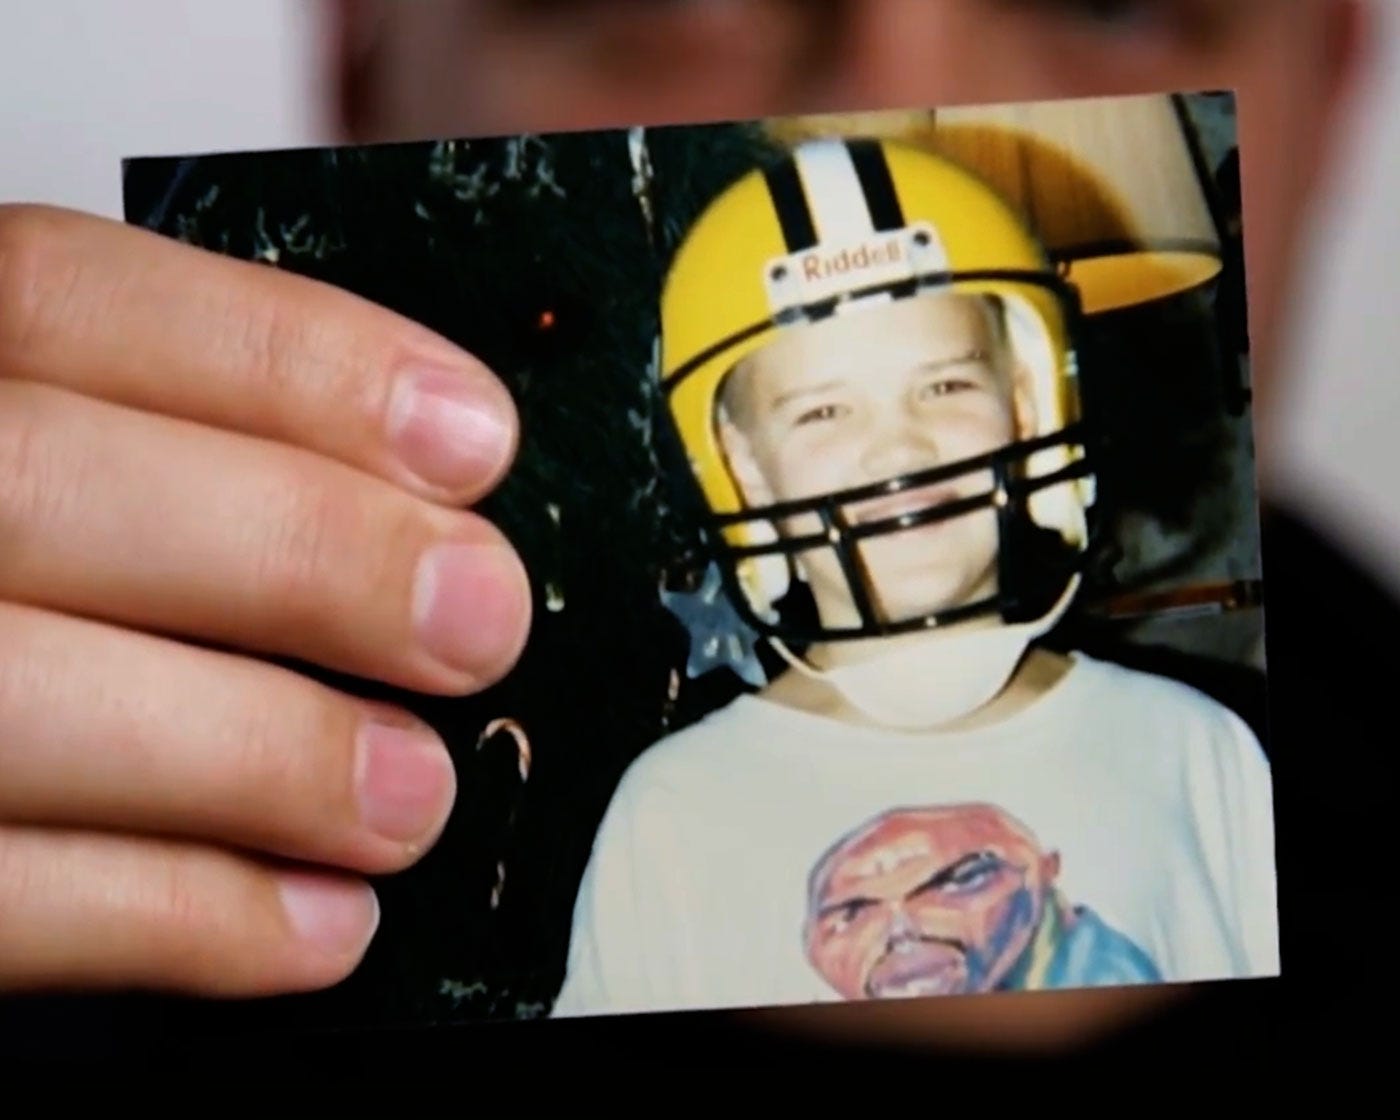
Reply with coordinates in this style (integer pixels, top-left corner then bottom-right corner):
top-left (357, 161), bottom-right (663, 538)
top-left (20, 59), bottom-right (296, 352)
top-left (790, 139), bottom-right (878, 246)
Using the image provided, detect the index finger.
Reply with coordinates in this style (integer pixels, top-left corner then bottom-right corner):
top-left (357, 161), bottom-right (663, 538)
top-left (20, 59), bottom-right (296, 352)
top-left (0, 204), bottom-right (517, 506)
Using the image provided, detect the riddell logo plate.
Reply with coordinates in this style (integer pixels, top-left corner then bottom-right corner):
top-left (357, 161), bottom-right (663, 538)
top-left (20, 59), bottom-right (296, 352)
top-left (762, 221), bottom-right (949, 318)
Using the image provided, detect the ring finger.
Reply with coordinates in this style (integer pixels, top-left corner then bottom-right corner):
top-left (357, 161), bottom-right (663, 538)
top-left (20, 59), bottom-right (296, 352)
top-left (0, 601), bottom-right (456, 874)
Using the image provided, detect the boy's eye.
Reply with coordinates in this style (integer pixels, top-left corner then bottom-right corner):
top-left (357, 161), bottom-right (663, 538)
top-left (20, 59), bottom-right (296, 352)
top-left (919, 378), bottom-right (978, 399)
top-left (795, 403), bottom-right (848, 426)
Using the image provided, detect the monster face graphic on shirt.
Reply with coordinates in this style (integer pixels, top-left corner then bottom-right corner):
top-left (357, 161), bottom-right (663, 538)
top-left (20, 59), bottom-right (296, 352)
top-left (803, 803), bottom-right (1162, 1000)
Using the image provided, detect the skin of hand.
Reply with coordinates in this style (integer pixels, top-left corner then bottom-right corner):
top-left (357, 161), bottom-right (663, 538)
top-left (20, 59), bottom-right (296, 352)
top-left (0, 205), bottom-right (532, 995)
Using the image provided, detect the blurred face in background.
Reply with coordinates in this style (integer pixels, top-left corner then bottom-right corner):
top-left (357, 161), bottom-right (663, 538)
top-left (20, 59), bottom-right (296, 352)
top-left (325, 0), bottom-right (1370, 1054)
top-left (330, 0), bottom-right (1369, 443)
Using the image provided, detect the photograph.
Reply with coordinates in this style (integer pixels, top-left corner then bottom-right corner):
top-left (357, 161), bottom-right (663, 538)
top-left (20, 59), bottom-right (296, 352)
top-left (120, 88), bottom-right (1279, 1035)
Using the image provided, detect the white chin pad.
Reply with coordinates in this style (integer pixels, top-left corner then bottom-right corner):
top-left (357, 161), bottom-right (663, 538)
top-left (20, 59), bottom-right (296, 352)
top-left (774, 575), bottom-right (1082, 731)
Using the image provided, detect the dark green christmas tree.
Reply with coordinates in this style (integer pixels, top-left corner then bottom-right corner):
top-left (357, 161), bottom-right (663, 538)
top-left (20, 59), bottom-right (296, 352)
top-left (123, 121), bottom-right (793, 1035)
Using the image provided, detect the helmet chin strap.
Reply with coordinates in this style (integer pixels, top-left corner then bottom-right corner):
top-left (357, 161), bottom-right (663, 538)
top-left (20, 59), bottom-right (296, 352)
top-left (765, 577), bottom-right (1080, 732)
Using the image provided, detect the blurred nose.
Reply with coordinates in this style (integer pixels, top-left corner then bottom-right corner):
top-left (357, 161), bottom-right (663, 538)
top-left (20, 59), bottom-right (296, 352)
top-left (789, 0), bottom-right (1092, 116)
top-left (801, 0), bottom-right (1075, 115)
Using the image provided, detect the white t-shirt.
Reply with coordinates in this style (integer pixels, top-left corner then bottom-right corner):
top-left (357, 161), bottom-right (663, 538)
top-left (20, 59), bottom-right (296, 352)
top-left (551, 651), bottom-right (1279, 1018)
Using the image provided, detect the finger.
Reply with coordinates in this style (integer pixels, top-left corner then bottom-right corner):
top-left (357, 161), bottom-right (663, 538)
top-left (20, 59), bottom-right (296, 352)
top-left (0, 825), bottom-right (379, 997)
top-left (0, 602), bottom-right (456, 874)
top-left (0, 203), bottom-right (517, 506)
top-left (0, 381), bottom-right (533, 696)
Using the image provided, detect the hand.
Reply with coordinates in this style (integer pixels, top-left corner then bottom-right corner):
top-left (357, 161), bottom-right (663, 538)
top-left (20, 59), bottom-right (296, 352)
top-left (0, 205), bottom-right (532, 997)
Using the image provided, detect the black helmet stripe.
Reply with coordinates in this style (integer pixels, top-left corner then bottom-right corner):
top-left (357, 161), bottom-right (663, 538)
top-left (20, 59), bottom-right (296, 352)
top-left (845, 139), bottom-right (906, 231)
top-left (763, 138), bottom-right (907, 252)
top-left (762, 157), bottom-right (820, 252)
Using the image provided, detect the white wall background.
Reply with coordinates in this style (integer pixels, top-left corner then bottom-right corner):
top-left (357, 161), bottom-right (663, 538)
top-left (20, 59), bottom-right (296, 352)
top-left (1272, 3), bottom-right (1400, 587)
top-left (2, 0), bottom-right (1398, 588)
top-left (0, 2), bottom-right (326, 216)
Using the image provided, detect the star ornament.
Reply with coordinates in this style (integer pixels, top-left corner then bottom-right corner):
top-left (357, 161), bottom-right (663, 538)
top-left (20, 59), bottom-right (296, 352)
top-left (659, 560), bottom-right (769, 689)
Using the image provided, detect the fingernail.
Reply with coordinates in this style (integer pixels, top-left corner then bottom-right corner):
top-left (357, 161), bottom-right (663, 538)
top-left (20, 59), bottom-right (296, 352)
top-left (388, 364), bottom-right (515, 491)
top-left (278, 872), bottom-right (380, 958)
top-left (355, 720), bottom-right (455, 845)
top-left (412, 542), bottom-right (531, 680)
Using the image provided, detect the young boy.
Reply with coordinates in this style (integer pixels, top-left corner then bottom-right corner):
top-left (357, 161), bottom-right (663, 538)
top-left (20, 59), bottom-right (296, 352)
top-left (550, 135), bottom-right (1279, 1018)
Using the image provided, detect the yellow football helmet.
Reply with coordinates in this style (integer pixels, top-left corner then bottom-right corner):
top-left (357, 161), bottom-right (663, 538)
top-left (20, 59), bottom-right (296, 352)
top-left (657, 136), bottom-right (1098, 643)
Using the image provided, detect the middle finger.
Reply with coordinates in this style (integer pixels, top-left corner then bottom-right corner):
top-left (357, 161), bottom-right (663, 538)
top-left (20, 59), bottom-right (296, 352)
top-left (0, 380), bottom-right (533, 696)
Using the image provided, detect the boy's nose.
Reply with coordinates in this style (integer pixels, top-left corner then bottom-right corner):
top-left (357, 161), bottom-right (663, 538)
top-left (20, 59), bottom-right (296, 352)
top-left (860, 407), bottom-right (943, 478)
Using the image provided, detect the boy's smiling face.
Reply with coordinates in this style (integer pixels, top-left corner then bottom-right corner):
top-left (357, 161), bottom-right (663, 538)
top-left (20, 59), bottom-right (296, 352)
top-left (718, 292), bottom-right (1038, 629)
